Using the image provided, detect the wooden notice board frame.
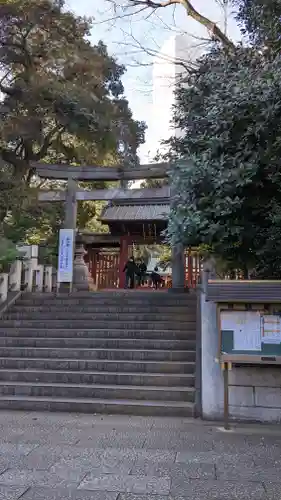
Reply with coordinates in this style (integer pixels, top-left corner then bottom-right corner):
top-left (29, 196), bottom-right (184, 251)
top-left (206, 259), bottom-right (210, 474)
top-left (206, 280), bottom-right (281, 429)
top-left (218, 303), bottom-right (281, 365)
top-left (217, 302), bottom-right (281, 429)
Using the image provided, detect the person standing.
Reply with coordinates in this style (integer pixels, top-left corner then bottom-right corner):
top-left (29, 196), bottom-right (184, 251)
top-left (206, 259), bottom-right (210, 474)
top-left (123, 256), bottom-right (137, 289)
top-left (151, 266), bottom-right (162, 290)
top-left (138, 259), bottom-right (147, 287)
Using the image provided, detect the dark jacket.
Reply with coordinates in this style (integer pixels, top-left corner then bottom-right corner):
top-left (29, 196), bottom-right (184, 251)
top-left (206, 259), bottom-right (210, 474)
top-left (123, 260), bottom-right (137, 276)
top-left (151, 270), bottom-right (161, 283)
top-left (139, 263), bottom-right (147, 275)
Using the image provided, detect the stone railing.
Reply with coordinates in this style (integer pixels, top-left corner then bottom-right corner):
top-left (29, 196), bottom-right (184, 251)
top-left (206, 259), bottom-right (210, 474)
top-left (0, 258), bottom-right (55, 304)
top-left (0, 240), bottom-right (93, 303)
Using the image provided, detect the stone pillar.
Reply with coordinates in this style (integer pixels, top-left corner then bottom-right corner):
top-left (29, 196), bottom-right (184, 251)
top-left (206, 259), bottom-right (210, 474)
top-left (186, 248), bottom-right (193, 288)
top-left (44, 266), bottom-right (53, 292)
top-left (64, 178), bottom-right (77, 231)
top-left (35, 265), bottom-right (44, 292)
top-left (169, 177), bottom-right (186, 291)
top-left (119, 236), bottom-right (129, 289)
top-left (120, 180), bottom-right (129, 189)
top-left (0, 274), bottom-right (8, 303)
top-left (24, 260), bottom-right (33, 292)
top-left (72, 241), bottom-right (92, 291)
top-left (8, 260), bottom-right (22, 292)
top-left (171, 242), bottom-right (185, 291)
top-left (201, 259), bottom-right (224, 419)
top-left (59, 178), bottom-right (77, 293)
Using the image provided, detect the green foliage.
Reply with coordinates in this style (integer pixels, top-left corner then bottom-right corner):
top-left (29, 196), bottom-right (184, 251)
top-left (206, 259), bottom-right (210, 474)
top-left (234, 0), bottom-right (281, 51)
top-left (0, 0), bottom-right (145, 250)
top-left (156, 246), bottom-right (172, 270)
top-left (0, 236), bottom-right (18, 273)
top-left (132, 245), bottom-right (154, 266)
top-left (167, 29), bottom-right (281, 276)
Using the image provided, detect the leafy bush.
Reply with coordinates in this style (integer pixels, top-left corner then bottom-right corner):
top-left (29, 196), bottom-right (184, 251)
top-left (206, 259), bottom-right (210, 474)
top-left (0, 237), bottom-right (19, 273)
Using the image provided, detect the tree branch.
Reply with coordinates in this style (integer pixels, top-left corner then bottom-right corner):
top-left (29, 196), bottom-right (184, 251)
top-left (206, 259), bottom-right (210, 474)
top-left (181, 0), bottom-right (235, 49)
top-left (34, 126), bottom-right (65, 160)
top-left (117, 36), bottom-right (199, 72)
top-left (0, 83), bottom-right (17, 96)
top-left (127, 0), bottom-right (235, 49)
top-left (0, 147), bottom-right (28, 178)
top-left (0, 70), bottom-right (12, 86)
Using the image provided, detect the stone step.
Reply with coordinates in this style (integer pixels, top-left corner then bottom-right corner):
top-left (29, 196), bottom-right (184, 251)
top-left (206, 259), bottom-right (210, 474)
top-left (0, 381), bottom-right (195, 402)
top-left (0, 320), bottom-right (193, 330)
top-left (0, 328), bottom-right (195, 341)
top-left (22, 291), bottom-right (196, 298)
top-left (16, 301), bottom-right (195, 309)
top-left (0, 369), bottom-right (195, 387)
top-left (0, 347), bottom-right (195, 362)
top-left (5, 312), bottom-right (196, 321)
top-left (18, 294), bottom-right (196, 305)
top-left (11, 305), bottom-right (195, 314)
top-left (0, 291), bottom-right (198, 417)
top-left (0, 337), bottom-right (196, 350)
top-left (0, 395), bottom-right (195, 417)
top-left (0, 357), bottom-right (194, 373)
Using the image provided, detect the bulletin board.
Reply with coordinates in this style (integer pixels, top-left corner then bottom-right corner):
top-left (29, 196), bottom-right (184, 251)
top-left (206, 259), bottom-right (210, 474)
top-left (220, 309), bottom-right (281, 363)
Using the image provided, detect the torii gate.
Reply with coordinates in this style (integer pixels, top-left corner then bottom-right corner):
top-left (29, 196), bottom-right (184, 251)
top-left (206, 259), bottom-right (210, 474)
top-left (34, 162), bottom-right (186, 291)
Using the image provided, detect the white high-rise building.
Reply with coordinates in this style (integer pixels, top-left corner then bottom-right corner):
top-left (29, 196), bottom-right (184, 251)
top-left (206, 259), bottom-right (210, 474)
top-left (149, 34), bottom-right (205, 158)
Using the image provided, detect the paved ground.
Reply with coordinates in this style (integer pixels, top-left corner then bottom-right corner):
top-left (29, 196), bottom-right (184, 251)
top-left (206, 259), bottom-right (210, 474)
top-left (0, 412), bottom-right (280, 499)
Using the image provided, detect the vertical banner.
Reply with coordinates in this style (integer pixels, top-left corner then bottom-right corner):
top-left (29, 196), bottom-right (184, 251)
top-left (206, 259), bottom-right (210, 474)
top-left (57, 229), bottom-right (74, 283)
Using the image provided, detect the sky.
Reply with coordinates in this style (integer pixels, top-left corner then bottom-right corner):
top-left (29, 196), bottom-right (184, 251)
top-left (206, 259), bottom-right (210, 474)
top-left (65, 0), bottom-right (241, 162)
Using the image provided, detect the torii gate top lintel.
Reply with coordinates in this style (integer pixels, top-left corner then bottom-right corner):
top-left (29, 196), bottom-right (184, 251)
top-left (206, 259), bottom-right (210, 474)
top-left (33, 162), bottom-right (170, 181)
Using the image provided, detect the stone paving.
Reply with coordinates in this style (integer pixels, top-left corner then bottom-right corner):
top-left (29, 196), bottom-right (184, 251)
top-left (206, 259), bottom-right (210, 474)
top-left (0, 412), bottom-right (280, 499)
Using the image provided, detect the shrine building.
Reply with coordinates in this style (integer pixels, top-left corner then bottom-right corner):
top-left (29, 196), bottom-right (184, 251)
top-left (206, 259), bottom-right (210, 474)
top-left (81, 190), bottom-right (201, 289)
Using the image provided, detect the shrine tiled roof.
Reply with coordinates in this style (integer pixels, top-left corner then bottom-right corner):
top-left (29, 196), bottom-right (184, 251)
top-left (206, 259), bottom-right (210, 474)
top-left (207, 280), bottom-right (281, 303)
top-left (100, 203), bottom-right (170, 222)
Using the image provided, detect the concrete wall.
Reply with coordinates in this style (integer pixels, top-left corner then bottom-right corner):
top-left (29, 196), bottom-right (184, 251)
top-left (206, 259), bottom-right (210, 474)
top-left (200, 276), bottom-right (281, 423)
top-left (228, 366), bottom-right (281, 423)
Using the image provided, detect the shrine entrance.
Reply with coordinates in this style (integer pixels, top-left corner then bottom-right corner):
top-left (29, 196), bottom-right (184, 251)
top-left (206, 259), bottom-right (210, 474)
top-left (88, 249), bottom-right (120, 289)
top-left (85, 235), bottom-right (202, 290)
top-left (36, 161), bottom-right (201, 292)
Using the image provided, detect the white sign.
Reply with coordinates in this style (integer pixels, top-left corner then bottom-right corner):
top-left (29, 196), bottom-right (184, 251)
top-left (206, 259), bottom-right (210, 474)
top-left (221, 310), bottom-right (262, 351)
top-left (261, 315), bottom-right (281, 344)
top-left (57, 229), bottom-right (74, 283)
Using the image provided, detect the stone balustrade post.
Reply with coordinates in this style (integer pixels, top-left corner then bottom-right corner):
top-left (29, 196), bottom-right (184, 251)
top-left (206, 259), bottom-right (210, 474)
top-left (24, 260), bottom-right (33, 292)
top-left (0, 274), bottom-right (8, 303)
top-left (44, 266), bottom-right (53, 292)
top-left (8, 260), bottom-right (22, 292)
top-left (35, 265), bottom-right (44, 292)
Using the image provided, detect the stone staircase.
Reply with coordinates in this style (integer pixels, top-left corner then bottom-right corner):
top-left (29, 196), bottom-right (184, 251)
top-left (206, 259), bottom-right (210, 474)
top-left (0, 291), bottom-right (198, 416)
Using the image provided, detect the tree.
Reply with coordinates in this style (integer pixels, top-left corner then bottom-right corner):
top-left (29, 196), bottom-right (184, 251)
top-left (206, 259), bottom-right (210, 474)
top-left (91, 0), bottom-right (239, 93)
top-left (165, 0), bottom-right (281, 277)
top-left (113, 0), bottom-right (235, 49)
top-left (0, 0), bottom-right (145, 213)
top-left (235, 0), bottom-right (281, 51)
top-left (0, 236), bottom-right (19, 272)
top-left (0, 0), bottom-right (145, 249)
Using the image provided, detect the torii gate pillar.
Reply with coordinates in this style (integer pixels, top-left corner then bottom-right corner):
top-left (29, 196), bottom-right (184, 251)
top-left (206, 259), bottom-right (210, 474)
top-left (171, 242), bottom-right (185, 291)
top-left (64, 178), bottom-right (77, 231)
top-left (58, 178), bottom-right (77, 292)
top-left (61, 178), bottom-right (91, 292)
top-left (170, 181), bottom-right (185, 291)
